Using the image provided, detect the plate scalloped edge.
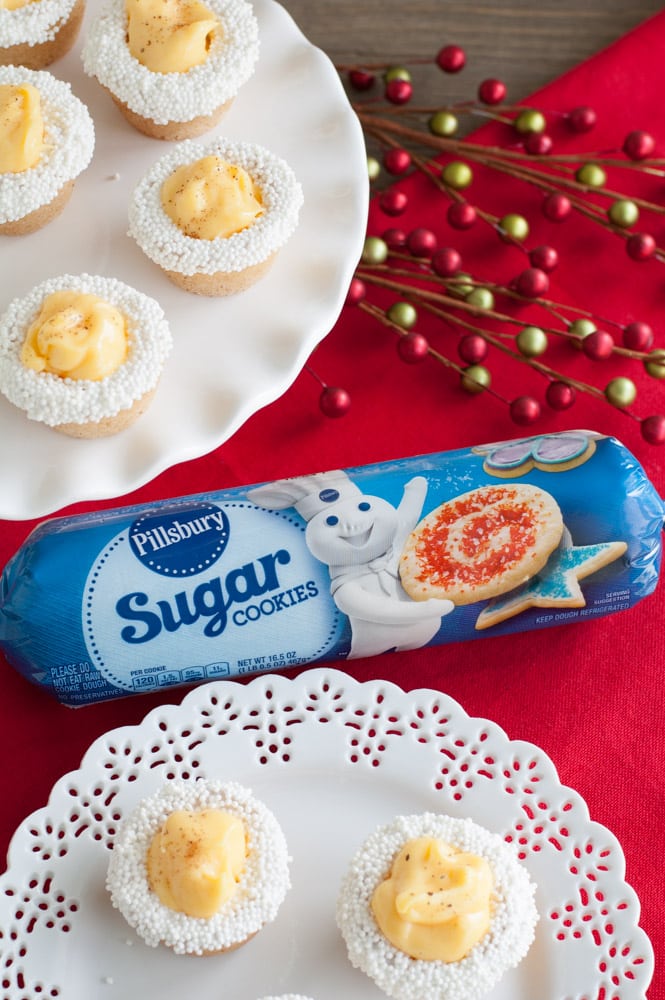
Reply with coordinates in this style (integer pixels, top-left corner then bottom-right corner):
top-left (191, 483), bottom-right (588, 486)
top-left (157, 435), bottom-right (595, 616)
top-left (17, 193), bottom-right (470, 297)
top-left (0, 667), bottom-right (655, 1000)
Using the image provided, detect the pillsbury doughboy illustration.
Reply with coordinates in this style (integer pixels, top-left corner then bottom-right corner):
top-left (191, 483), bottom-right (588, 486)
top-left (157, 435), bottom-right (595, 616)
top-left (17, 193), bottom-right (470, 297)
top-left (248, 471), bottom-right (454, 659)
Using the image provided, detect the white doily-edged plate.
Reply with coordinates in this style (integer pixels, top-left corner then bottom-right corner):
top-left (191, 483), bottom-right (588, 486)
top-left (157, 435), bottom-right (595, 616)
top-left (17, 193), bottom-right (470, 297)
top-left (0, 0), bottom-right (368, 521)
top-left (0, 669), bottom-right (654, 999)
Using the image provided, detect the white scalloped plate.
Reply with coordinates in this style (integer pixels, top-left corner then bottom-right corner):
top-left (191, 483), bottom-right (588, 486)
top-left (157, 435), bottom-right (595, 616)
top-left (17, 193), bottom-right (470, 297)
top-left (0, 669), bottom-right (654, 999)
top-left (0, 0), bottom-right (368, 521)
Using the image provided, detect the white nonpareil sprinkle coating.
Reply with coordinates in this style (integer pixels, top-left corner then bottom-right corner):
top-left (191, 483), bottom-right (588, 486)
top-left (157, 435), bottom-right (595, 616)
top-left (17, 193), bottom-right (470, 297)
top-left (128, 137), bottom-right (303, 276)
top-left (0, 66), bottom-right (94, 224)
top-left (82, 0), bottom-right (259, 125)
top-left (336, 813), bottom-right (539, 1000)
top-left (0, 0), bottom-right (78, 47)
top-left (106, 779), bottom-right (291, 955)
top-left (0, 274), bottom-right (172, 427)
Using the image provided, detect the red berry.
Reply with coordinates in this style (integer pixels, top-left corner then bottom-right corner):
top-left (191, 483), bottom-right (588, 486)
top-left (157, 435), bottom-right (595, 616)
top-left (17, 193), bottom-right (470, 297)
top-left (458, 334), bottom-right (488, 364)
top-left (623, 321), bottom-right (654, 352)
top-left (319, 386), bottom-right (351, 418)
top-left (542, 192), bottom-right (572, 222)
top-left (515, 267), bottom-right (549, 299)
top-left (432, 246), bottom-right (462, 277)
top-left (582, 330), bottom-right (615, 360)
top-left (524, 133), bottom-right (552, 155)
top-left (529, 245), bottom-right (558, 273)
top-left (510, 396), bottom-right (541, 425)
top-left (447, 202), bottom-right (477, 230)
top-left (568, 105), bottom-right (597, 133)
top-left (407, 227), bottom-right (437, 257)
top-left (546, 381), bottom-right (576, 410)
top-left (478, 78), bottom-right (506, 104)
top-left (348, 69), bottom-right (375, 91)
top-left (385, 78), bottom-right (413, 104)
top-left (379, 189), bottom-right (408, 216)
top-left (623, 130), bottom-right (655, 160)
top-left (398, 332), bottom-right (429, 363)
top-left (436, 44), bottom-right (466, 73)
top-left (345, 277), bottom-right (366, 306)
top-left (626, 232), bottom-right (656, 261)
top-left (383, 148), bottom-right (412, 175)
top-left (382, 227), bottom-right (407, 250)
top-left (641, 414), bottom-right (665, 445)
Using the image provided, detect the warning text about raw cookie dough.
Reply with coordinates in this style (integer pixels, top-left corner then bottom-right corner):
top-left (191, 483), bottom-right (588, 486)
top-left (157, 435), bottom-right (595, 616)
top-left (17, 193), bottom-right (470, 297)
top-left (51, 660), bottom-right (106, 694)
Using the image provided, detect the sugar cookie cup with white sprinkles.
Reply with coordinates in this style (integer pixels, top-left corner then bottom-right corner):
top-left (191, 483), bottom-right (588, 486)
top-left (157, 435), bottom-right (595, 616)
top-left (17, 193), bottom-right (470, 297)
top-left (82, 0), bottom-right (259, 140)
top-left (106, 779), bottom-right (291, 956)
top-left (336, 813), bottom-right (538, 1000)
top-left (0, 66), bottom-right (94, 237)
top-left (0, 0), bottom-right (85, 70)
top-left (0, 273), bottom-right (172, 437)
top-left (128, 137), bottom-right (303, 296)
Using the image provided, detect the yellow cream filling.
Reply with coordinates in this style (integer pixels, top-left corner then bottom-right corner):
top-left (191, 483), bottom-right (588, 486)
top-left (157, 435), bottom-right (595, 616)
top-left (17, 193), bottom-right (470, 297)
top-left (0, 83), bottom-right (44, 174)
top-left (371, 836), bottom-right (493, 962)
top-left (21, 291), bottom-right (129, 381)
top-left (146, 809), bottom-right (247, 919)
top-left (0, 0), bottom-right (37, 9)
top-left (125, 0), bottom-right (220, 74)
top-left (160, 155), bottom-right (263, 240)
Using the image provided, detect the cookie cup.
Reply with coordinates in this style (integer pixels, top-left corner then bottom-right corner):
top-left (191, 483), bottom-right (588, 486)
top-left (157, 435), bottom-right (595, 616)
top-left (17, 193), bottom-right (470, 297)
top-left (336, 813), bottom-right (538, 1000)
top-left (0, 273), bottom-right (172, 437)
top-left (129, 137), bottom-right (303, 296)
top-left (106, 779), bottom-right (291, 956)
top-left (0, 66), bottom-right (94, 237)
top-left (81, 0), bottom-right (258, 139)
top-left (0, 0), bottom-right (84, 69)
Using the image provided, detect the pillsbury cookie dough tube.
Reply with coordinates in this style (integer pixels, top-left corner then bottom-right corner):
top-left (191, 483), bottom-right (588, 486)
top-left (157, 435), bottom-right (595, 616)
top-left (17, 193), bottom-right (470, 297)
top-left (1, 431), bottom-right (663, 706)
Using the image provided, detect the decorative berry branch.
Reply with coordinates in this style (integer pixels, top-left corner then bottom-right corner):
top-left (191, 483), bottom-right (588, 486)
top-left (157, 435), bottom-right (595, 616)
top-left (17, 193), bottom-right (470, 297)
top-left (307, 43), bottom-right (665, 444)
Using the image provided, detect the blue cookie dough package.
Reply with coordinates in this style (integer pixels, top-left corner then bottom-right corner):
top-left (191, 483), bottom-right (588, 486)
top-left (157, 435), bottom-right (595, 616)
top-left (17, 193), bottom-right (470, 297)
top-left (1, 431), bottom-right (663, 706)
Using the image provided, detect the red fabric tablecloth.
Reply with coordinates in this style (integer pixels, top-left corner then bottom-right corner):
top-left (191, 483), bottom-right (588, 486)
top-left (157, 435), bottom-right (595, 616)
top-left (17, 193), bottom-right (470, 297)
top-left (1, 9), bottom-right (664, 998)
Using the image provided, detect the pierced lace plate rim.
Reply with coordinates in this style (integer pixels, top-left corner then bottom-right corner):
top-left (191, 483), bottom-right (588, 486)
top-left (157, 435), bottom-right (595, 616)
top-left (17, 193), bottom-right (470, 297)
top-left (0, 668), bottom-right (655, 1000)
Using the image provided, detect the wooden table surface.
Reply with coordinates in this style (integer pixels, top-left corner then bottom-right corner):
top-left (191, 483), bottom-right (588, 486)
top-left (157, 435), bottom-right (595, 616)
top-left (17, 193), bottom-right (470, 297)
top-left (280, 1), bottom-right (662, 107)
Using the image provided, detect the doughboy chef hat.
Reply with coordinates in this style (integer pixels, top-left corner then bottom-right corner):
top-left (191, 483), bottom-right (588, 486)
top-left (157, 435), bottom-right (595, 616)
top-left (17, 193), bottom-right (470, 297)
top-left (248, 470), bottom-right (363, 521)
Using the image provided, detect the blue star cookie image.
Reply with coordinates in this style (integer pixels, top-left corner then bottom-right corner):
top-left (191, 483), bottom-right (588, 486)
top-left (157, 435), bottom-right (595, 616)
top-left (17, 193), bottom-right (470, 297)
top-left (475, 529), bottom-right (627, 630)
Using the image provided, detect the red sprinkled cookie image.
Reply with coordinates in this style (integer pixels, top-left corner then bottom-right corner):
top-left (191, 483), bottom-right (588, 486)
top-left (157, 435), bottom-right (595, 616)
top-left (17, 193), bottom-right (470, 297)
top-left (399, 484), bottom-right (564, 605)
